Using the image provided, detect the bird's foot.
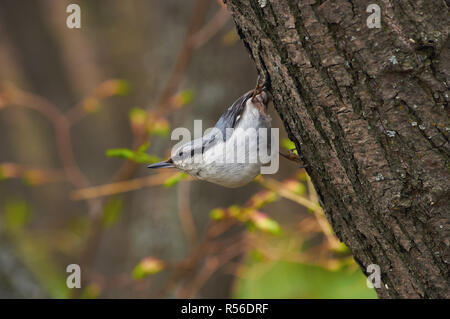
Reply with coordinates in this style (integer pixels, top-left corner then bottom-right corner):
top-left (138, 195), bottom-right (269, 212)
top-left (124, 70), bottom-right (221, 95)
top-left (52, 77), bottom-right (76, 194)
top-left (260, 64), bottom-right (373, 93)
top-left (279, 150), bottom-right (308, 169)
top-left (251, 75), bottom-right (266, 102)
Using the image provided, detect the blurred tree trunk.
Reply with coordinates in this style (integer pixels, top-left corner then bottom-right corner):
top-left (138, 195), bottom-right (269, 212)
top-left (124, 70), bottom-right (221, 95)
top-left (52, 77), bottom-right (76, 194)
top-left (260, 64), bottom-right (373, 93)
top-left (226, 0), bottom-right (449, 298)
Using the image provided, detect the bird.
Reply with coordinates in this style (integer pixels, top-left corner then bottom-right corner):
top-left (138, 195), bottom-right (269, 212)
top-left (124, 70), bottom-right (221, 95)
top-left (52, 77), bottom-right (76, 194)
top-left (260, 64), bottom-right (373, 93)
top-left (147, 79), bottom-right (273, 188)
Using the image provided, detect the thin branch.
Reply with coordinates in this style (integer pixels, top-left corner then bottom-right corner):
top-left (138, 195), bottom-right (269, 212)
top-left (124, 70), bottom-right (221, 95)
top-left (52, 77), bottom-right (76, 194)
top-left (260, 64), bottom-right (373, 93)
top-left (153, 0), bottom-right (211, 115)
top-left (190, 7), bottom-right (230, 49)
top-left (258, 176), bottom-right (322, 211)
top-left (178, 236), bottom-right (246, 298)
top-left (65, 79), bottom-right (124, 124)
top-left (0, 162), bottom-right (65, 184)
top-left (71, 171), bottom-right (189, 200)
top-left (2, 85), bottom-right (89, 188)
top-left (177, 181), bottom-right (198, 246)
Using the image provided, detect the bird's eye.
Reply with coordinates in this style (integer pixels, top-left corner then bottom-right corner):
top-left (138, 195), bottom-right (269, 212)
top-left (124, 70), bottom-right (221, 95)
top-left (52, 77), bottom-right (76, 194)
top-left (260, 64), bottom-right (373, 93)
top-left (179, 151), bottom-right (184, 156)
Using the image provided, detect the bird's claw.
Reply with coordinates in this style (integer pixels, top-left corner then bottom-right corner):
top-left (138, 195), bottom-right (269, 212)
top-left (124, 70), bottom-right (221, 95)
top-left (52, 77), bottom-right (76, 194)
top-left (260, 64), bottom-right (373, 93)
top-left (251, 75), bottom-right (266, 102)
top-left (279, 150), bottom-right (307, 169)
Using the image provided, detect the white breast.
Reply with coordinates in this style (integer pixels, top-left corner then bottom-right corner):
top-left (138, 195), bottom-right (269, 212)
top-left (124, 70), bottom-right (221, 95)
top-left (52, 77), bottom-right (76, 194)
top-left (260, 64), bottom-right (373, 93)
top-left (184, 100), bottom-right (272, 188)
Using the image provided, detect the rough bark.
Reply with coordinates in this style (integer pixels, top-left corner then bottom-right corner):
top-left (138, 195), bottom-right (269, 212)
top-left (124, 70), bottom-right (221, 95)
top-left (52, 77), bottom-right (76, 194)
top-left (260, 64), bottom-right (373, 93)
top-left (225, 0), bottom-right (450, 298)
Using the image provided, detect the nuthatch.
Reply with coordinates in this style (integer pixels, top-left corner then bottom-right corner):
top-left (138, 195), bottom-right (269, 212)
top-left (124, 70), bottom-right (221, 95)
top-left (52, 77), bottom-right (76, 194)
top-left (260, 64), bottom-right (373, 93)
top-left (147, 79), bottom-right (273, 188)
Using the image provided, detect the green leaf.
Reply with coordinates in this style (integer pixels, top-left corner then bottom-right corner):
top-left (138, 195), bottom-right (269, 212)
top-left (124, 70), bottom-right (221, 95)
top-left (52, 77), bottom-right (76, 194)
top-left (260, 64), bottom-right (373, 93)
top-left (135, 153), bottom-right (161, 164)
top-left (176, 89), bottom-right (195, 106)
top-left (96, 79), bottom-right (130, 97)
top-left (249, 249), bottom-right (267, 262)
top-left (137, 141), bottom-right (150, 153)
top-left (148, 117), bottom-right (170, 137)
top-left (248, 191), bottom-right (278, 209)
top-left (332, 242), bottom-right (351, 254)
top-left (294, 182), bottom-right (306, 195)
top-left (284, 180), bottom-right (306, 196)
top-left (281, 138), bottom-right (297, 153)
top-left (67, 217), bottom-right (89, 237)
top-left (210, 208), bottom-right (226, 220)
top-left (82, 97), bottom-right (100, 113)
top-left (164, 172), bottom-right (188, 188)
top-left (80, 283), bottom-right (101, 299)
top-left (233, 259), bottom-right (377, 299)
top-left (106, 148), bottom-right (161, 164)
top-left (11, 233), bottom-right (70, 298)
top-left (249, 212), bottom-right (282, 236)
top-left (132, 257), bottom-right (164, 279)
top-left (102, 197), bottom-right (123, 227)
top-left (115, 80), bottom-right (130, 96)
top-left (3, 199), bottom-right (31, 232)
top-left (0, 166), bottom-right (5, 181)
top-left (106, 148), bottom-right (135, 159)
top-left (297, 171), bottom-right (309, 181)
top-left (228, 205), bottom-right (241, 219)
top-left (129, 107), bottom-right (147, 125)
top-left (171, 89), bottom-right (195, 109)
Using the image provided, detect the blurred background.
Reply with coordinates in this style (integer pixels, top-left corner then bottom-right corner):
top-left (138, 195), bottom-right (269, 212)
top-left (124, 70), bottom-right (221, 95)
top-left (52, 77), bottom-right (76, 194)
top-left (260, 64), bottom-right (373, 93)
top-left (0, 0), bottom-right (376, 298)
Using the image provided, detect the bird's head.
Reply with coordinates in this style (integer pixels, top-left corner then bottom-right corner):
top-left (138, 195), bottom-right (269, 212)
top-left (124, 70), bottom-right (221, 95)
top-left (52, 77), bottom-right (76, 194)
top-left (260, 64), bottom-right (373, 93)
top-left (147, 139), bottom-right (203, 172)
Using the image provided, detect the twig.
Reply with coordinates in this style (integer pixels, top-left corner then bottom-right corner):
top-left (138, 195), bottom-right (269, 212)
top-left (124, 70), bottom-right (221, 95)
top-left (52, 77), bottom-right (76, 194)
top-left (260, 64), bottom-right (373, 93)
top-left (3, 86), bottom-right (89, 188)
top-left (71, 172), bottom-right (188, 200)
top-left (0, 162), bottom-right (64, 184)
top-left (154, 219), bottom-right (237, 298)
top-left (178, 236), bottom-right (246, 298)
top-left (152, 0), bottom-right (211, 118)
top-left (279, 150), bottom-right (304, 164)
top-left (258, 176), bottom-right (322, 211)
top-left (65, 79), bottom-right (125, 124)
top-left (177, 181), bottom-right (198, 246)
top-left (190, 7), bottom-right (230, 49)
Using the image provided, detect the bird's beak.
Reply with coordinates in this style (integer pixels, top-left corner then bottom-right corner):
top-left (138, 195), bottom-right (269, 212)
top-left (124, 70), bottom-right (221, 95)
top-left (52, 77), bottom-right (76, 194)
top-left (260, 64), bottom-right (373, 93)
top-left (147, 158), bottom-right (174, 169)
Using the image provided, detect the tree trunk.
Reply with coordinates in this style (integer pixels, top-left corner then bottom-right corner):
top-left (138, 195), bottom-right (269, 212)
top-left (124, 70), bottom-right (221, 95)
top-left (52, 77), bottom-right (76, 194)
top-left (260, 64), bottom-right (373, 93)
top-left (225, 0), bottom-right (449, 298)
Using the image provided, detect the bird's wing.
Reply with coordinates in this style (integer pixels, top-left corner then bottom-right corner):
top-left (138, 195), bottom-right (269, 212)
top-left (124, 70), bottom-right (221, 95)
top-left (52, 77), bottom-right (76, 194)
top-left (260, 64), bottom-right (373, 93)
top-left (192, 90), bottom-right (253, 156)
top-left (213, 90), bottom-right (253, 141)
